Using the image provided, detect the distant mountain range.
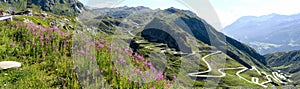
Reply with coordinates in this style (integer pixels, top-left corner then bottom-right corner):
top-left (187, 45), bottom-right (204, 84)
top-left (223, 13), bottom-right (300, 54)
top-left (224, 13), bottom-right (300, 85)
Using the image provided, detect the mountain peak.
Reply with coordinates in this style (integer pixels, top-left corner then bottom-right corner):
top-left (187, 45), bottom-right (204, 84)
top-left (259, 13), bottom-right (282, 18)
top-left (164, 7), bottom-right (179, 13)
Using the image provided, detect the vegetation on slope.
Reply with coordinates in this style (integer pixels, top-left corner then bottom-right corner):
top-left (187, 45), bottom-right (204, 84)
top-left (265, 50), bottom-right (300, 84)
top-left (0, 0), bottom-right (85, 16)
top-left (0, 15), bottom-right (177, 88)
top-left (0, 20), bottom-right (78, 88)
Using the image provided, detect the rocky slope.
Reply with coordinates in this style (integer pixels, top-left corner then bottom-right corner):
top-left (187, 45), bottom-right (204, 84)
top-left (0, 0), bottom-right (85, 15)
top-left (223, 13), bottom-right (300, 54)
top-left (89, 6), bottom-right (268, 72)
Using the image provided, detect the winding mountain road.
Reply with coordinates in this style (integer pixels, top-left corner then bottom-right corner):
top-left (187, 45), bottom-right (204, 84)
top-left (127, 30), bottom-right (135, 37)
top-left (126, 30), bottom-right (288, 88)
top-left (186, 50), bottom-right (290, 88)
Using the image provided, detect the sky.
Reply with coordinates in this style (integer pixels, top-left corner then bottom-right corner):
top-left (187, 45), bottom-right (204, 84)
top-left (79, 0), bottom-right (300, 29)
top-left (209, 0), bottom-right (300, 27)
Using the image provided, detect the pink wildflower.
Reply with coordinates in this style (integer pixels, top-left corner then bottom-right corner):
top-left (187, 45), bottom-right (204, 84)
top-left (134, 80), bottom-right (137, 84)
top-left (136, 68), bottom-right (141, 73)
top-left (144, 61), bottom-right (152, 67)
top-left (142, 77), bottom-right (146, 81)
top-left (101, 68), bottom-right (105, 73)
top-left (152, 86), bottom-right (155, 89)
top-left (40, 35), bottom-right (44, 40)
top-left (128, 78), bottom-right (131, 82)
top-left (41, 27), bottom-right (47, 31)
top-left (79, 50), bottom-right (85, 54)
top-left (145, 71), bottom-right (149, 75)
top-left (173, 76), bottom-right (177, 80)
top-left (33, 32), bottom-right (37, 36)
top-left (97, 43), bottom-right (104, 48)
top-left (95, 68), bottom-right (99, 73)
top-left (119, 57), bottom-right (125, 64)
top-left (166, 82), bottom-right (172, 88)
top-left (135, 54), bottom-right (143, 60)
top-left (139, 83), bottom-right (143, 87)
top-left (157, 73), bottom-right (164, 81)
top-left (45, 36), bottom-right (50, 41)
top-left (87, 70), bottom-right (91, 76)
top-left (59, 31), bottom-right (64, 35)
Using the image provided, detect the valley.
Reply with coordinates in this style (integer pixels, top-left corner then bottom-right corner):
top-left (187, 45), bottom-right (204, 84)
top-left (224, 13), bottom-right (300, 86)
top-left (0, 0), bottom-right (299, 88)
top-left (223, 13), bottom-right (300, 55)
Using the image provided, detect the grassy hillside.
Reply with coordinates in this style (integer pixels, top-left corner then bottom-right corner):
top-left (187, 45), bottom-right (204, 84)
top-left (0, 18), bottom-right (79, 88)
top-left (0, 3), bottom-right (294, 88)
top-left (265, 50), bottom-right (300, 84)
top-left (0, 15), bottom-right (177, 88)
top-left (0, 15), bottom-right (267, 88)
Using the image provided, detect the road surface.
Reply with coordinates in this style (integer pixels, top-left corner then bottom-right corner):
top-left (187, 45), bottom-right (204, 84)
top-left (126, 29), bottom-right (289, 88)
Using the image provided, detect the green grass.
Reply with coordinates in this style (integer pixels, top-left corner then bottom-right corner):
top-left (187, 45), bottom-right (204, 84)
top-left (129, 36), bottom-right (265, 88)
top-left (0, 15), bottom-right (176, 88)
top-left (0, 9), bottom-right (279, 88)
top-left (220, 70), bottom-right (261, 88)
top-left (240, 70), bottom-right (269, 83)
top-left (0, 20), bottom-right (78, 88)
top-left (0, 0), bottom-right (27, 12)
top-left (0, 19), bottom-right (269, 88)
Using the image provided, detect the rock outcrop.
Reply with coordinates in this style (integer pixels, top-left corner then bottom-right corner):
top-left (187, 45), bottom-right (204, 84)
top-left (0, 0), bottom-right (85, 16)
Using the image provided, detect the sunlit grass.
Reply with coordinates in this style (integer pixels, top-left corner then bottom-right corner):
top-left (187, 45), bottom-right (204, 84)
top-left (0, 19), bottom-right (174, 88)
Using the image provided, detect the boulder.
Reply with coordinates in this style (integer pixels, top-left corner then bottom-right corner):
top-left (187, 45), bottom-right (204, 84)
top-left (0, 61), bottom-right (22, 69)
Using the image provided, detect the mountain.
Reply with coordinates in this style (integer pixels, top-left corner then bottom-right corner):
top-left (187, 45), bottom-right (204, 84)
top-left (265, 50), bottom-right (300, 84)
top-left (0, 0), bottom-right (85, 15)
top-left (0, 0), bottom-right (86, 88)
top-left (223, 13), bottom-right (300, 54)
top-left (90, 7), bottom-right (267, 69)
top-left (79, 6), bottom-right (296, 88)
top-left (0, 1), bottom-right (293, 87)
